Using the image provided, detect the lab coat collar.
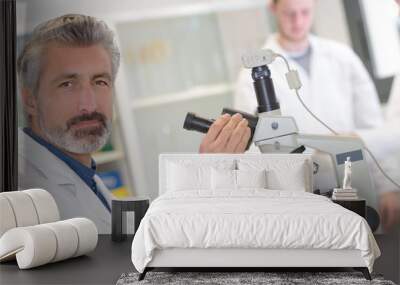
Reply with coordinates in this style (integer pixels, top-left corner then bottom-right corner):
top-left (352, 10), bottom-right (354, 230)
top-left (18, 128), bottom-right (81, 187)
top-left (263, 33), bottom-right (321, 81)
top-left (19, 128), bottom-right (112, 233)
top-left (23, 128), bottom-right (98, 189)
top-left (263, 33), bottom-right (320, 57)
top-left (94, 174), bottom-right (112, 209)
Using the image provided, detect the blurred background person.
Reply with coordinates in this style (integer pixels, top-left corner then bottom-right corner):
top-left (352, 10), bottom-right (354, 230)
top-left (234, 0), bottom-right (383, 135)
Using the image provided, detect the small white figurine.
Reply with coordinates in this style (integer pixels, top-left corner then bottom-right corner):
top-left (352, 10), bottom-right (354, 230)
top-left (342, 157), bottom-right (352, 190)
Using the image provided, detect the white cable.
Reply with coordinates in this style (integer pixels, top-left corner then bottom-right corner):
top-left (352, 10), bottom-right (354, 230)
top-left (294, 89), bottom-right (339, 135)
top-left (274, 53), bottom-right (400, 190)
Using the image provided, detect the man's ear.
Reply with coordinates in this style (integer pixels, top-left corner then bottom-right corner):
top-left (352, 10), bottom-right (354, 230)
top-left (21, 88), bottom-right (38, 116)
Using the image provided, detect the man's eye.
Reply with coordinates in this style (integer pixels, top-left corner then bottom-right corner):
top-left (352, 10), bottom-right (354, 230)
top-left (96, 80), bottom-right (109, 87)
top-left (59, 81), bottom-right (72, 88)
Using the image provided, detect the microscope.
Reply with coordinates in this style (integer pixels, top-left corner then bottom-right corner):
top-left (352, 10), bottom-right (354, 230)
top-left (183, 49), bottom-right (380, 232)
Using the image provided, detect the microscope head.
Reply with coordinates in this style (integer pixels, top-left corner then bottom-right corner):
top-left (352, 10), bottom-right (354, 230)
top-left (241, 49), bottom-right (277, 68)
top-left (242, 49), bottom-right (281, 115)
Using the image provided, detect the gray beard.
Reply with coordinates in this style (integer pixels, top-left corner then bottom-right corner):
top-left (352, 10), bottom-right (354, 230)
top-left (38, 115), bottom-right (112, 154)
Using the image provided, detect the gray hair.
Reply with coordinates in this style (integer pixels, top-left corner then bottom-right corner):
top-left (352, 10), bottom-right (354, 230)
top-left (17, 14), bottom-right (120, 95)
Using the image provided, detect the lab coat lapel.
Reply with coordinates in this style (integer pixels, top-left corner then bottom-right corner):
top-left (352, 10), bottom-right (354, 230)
top-left (307, 36), bottom-right (342, 127)
top-left (74, 174), bottom-right (111, 233)
top-left (19, 129), bottom-right (111, 233)
top-left (263, 34), bottom-right (312, 79)
top-left (308, 35), bottom-right (323, 110)
top-left (93, 174), bottom-right (113, 209)
top-left (19, 129), bottom-right (79, 187)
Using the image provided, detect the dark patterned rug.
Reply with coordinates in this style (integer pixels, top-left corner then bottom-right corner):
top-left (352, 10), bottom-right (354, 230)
top-left (116, 271), bottom-right (396, 285)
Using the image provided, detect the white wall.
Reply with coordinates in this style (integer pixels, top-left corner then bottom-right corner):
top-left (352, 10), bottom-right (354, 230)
top-left (17, 0), bottom-right (266, 35)
top-left (313, 0), bottom-right (351, 47)
top-left (18, 0), bottom-right (200, 32)
top-left (18, 0), bottom-right (352, 44)
top-left (217, 8), bottom-right (270, 81)
top-left (360, 0), bottom-right (400, 78)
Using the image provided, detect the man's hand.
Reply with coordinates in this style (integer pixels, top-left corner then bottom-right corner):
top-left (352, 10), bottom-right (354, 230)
top-left (199, 113), bottom-right (251, 153)
top-left (380, 191), bottom-right (400, 232)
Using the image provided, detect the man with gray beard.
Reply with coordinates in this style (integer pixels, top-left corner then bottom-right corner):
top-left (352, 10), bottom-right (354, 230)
top-left (18, 14), bottom-right (251, 233)
top-left (17, 14), bottom-right (118, 233)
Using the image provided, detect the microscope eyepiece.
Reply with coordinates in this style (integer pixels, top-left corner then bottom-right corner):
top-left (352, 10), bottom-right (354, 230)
top-left (183, 112), bottom-right (213, 133)
top-left (183, 110), bottom-right (258, 150)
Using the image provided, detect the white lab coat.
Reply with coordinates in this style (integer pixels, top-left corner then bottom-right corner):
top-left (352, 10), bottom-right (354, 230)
top-left (357, 123), bottom-right (400, 193)
top-left (18, 129), bottom-right (112, 234)
top-left (358, 74), bottom-right (400, 193)
top-left (234, 34), bottom-right (384, 134)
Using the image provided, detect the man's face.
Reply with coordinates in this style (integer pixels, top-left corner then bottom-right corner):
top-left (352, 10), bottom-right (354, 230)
top-left (272, 0), bottom-right (315, 43)
top-left (27, 43), bottom-right (113, 154)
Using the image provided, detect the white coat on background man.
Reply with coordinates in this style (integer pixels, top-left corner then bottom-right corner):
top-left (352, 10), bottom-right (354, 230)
top-left (234, 34), bottom-right (384, 134)
top-left (18, 129), bottom-right (112, 234)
